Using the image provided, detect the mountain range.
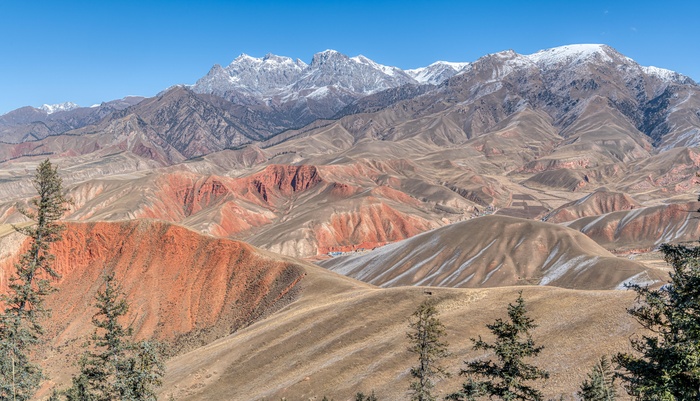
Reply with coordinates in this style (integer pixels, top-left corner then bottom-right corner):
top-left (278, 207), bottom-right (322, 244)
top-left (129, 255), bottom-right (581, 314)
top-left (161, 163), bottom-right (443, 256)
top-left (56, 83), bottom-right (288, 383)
top-left (1, 43), bottom-right (700, 398)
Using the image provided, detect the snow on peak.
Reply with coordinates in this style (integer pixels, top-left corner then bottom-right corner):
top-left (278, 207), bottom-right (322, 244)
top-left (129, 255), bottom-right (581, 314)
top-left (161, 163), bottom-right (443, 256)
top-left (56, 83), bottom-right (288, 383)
top-left (527, 44), bottom-right (614, 66)
top-left (407, 61), bottom-right (471, 84)
top-left (310, 49), bottom-right (349, 66)
top-left (350, 54), bottom-right (402, 77)
top-left (39, 102), bottom-right (79, 114)
top-left (233, 53), bottom-right (260, 63)
top-left (432, 61), bottom-right (471, 70)
top-left (642, 66), bottom-right (688, 83)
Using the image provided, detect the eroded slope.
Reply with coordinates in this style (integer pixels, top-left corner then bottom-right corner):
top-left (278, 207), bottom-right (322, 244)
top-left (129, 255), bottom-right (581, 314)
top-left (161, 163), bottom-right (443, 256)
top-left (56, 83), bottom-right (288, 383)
top-left (319, 215), bottom-right (662, 289)
top-left (0, 220), bottom-right (309, 389)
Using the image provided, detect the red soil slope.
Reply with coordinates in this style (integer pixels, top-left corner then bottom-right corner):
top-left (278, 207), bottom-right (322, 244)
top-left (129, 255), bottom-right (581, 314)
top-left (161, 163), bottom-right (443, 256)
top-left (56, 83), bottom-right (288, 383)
top-left (542, 189), bottom-right (641, 223)
top-left (0, 220), bottom-right (306, 357)
top-left (565, 201), bottom-right (700, 252)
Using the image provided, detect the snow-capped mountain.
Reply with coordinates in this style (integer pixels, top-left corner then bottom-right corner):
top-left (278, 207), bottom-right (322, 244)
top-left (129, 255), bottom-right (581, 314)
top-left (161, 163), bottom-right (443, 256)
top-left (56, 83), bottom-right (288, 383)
top-left (0, 97), bottom-right (143, 143)
top-left (192, 49), bottom-right (424, 101)
top-left (522, 44), bottom-right (684, 83)
top-left (190, 49), bottom-right (468, 129)
top-left (288, 50), bottom-right (415, 95)
top-left (2, 44), bottom-right (698, 160)
top-left (194, 53), bottom-right (308, 97)
top-left (484, 44), bottom-right (690, 86)
top-left (406, 61), bottom-right (470, 85)
top-left (39, 102), bottom-right (79, 114)
top-left (195, 49), bottom-right (421, 98)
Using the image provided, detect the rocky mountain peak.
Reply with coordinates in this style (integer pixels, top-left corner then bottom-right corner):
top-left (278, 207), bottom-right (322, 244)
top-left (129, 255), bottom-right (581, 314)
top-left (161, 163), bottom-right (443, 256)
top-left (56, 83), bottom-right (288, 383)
top-left (642, 65), bottom-right (694, 84)
top-left (193, 52), bottom-right (307, 96)
top-left (407, 61), bottom-right (471, 84)
top-left (527, 44), bottom-right (616, 67)
top-left (39, 101), bottom-right (79, 114)
top-left (310, 49), bottom-right (350, 67)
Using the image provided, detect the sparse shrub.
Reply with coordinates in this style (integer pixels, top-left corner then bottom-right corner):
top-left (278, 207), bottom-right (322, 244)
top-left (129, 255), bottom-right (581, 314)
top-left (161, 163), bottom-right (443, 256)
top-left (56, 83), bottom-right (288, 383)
top-left (356, 390), bottom-right (378, 400)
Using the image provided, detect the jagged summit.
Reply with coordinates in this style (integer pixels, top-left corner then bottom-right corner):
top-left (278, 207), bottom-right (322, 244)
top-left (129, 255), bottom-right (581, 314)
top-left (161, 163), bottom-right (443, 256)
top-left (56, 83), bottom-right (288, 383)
top-left (39, 101), bottom-right (79, 114)
top-left (526, 44), bottom-right (615, 66)
top-left (194, 49), bottom-right (417, 98)
top-left (407, 61), bottom-right (471, 85)
top-left (3, 43), bottom-right (696, 155)
top-left (310, 49), bottom-right (346, 65)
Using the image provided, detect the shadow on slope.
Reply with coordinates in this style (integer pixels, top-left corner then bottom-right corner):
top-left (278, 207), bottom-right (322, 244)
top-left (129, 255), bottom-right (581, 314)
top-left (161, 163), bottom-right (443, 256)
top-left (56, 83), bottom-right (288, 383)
top-left (319, 215), bottom-right (662, 289)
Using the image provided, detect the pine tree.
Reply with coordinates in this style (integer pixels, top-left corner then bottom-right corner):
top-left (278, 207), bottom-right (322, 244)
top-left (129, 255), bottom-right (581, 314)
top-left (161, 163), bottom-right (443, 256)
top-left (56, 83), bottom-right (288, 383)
top-left (355, 390), bottom-right (378, 401)
top-left (614, 243), bottom-right (700, 400)
top-left (407, 298), bottom-right (450, 401)
top-left (450, 291), bottom-right (549, 401)
top-left (0, 159), bottom-right (70, 400)
top-left (124, 340), bottom-right (165, 400)
top-left (65, 273), bottom-right (164, 401)
top-left (578, 356), bottom-right (616, 401)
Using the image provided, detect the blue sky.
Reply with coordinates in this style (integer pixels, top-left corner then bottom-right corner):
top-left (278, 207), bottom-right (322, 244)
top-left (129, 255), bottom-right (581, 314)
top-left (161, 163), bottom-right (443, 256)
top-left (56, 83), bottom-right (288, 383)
top-left (1, 0), bottom-right (699, 114)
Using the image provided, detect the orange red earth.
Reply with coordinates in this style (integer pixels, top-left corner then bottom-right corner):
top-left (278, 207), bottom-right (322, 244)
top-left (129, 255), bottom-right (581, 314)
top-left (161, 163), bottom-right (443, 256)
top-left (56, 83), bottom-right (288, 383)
top-left (0, 220), bottom-right (305, 355)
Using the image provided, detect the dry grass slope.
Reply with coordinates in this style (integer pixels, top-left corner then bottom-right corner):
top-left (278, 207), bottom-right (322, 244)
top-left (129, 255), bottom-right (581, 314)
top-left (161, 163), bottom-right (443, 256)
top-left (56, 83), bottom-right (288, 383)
top-left (162, 263), bottom-right (644, 400)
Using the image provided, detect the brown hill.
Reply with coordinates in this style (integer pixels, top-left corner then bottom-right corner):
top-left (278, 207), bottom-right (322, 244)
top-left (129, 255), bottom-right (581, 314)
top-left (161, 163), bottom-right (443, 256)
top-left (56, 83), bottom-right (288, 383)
top-left (319, 215), bottom-right (662, 290)
top-left (0, 219), bottom-right (673, 400)
top-left (161, 277), bottom-right (645, 400)
top-left (0, 220), bottom-right (308, 389)
top-left (1, 220), bottom-right (653, 400)
top-left (542, 189), bottom-right (641, 223)
top-left (565, 201), bottom-right (700, 252)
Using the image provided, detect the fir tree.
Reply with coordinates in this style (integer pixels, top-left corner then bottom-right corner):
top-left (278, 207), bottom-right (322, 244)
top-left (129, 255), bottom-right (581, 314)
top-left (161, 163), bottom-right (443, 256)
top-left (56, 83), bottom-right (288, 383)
top-left (614, 243), bottom-right (700, 400)
top-left (407, 298), bottom-right (450, 401)
top-left (65, 273), bottom-right (164, 401)
top-left (578, 356), bottom-right (616, 401)
top-left (0, 159), bottom-right (70, 400)
top-left (124, 340), bottom-right (165, 400)
top-left (355, 390), bottom-right (378, 401)
top-left (450, 291), bottom-right (548, 401)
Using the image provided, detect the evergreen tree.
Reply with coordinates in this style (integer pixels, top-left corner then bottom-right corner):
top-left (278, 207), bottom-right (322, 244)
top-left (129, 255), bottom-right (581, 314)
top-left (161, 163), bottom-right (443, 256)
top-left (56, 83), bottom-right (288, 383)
top-left (614, 243), bottom-right (700, 400)
top-left (578, 356), bottom-right (616, 401)
top-left (407, 298), bottom-right (450, 401)
top-left (355, 390), bottom-right (378, 401)
top-left (450, 291), bottom-right (548, 401)
top-left (65, 273), bottom-right (164, 401)
top-left (0, 159), bottom-right (70, 400)
top-left (124, 340), bottom-right (165, 400)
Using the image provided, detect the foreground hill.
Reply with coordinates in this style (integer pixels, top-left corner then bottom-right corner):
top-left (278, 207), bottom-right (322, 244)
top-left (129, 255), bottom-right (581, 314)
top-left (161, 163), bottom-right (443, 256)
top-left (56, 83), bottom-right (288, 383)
top-left (0, 219), bottom-right (311, 392)
top-left (319, 215), bottom-right (663, 289)
top-left (0, 218), bottom-right (651, 399)
top-left (161, 268), bottom-right (643, 400)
